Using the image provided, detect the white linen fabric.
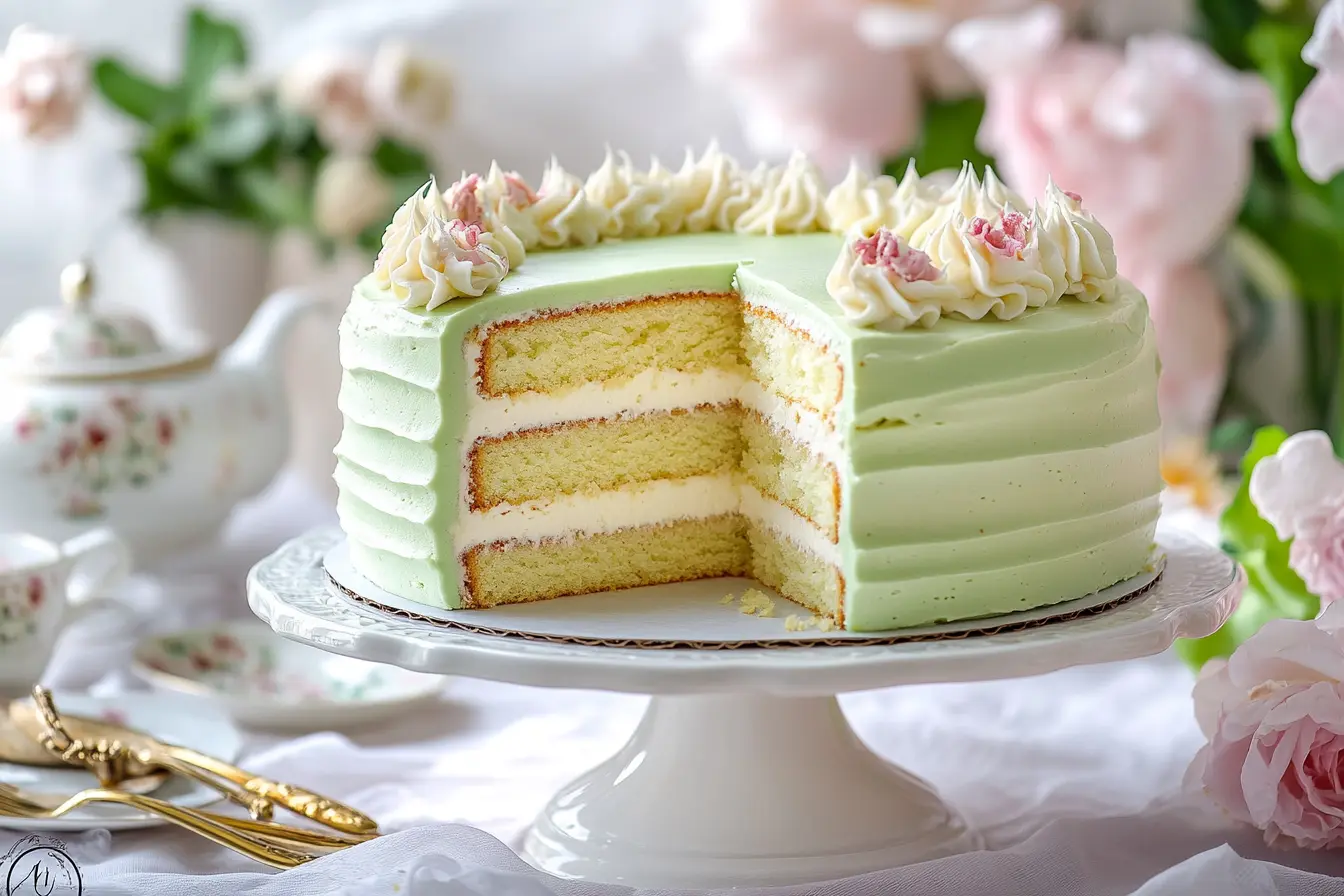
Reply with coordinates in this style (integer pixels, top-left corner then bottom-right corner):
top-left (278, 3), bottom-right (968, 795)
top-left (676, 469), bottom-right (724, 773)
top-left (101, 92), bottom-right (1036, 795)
top-left (0, 478), bottom-right (1337, 895)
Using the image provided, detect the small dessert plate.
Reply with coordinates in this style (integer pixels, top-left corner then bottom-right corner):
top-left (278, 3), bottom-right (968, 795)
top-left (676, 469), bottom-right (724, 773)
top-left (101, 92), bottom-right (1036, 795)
top-left (131, 620), bottom-right (445, 731)
top-left (0, 691), bottom-right (241, 831)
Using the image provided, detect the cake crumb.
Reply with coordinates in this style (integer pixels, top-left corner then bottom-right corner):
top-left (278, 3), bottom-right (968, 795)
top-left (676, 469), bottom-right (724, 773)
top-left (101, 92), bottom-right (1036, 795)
top-left (784, 614), bottom-right (815, 632)
top-left (738, 588), bottom-right (775, 617)
top-left (814, 615), bottom-right (837, 632)
top-left (719, 593), bottom-right (737, 605)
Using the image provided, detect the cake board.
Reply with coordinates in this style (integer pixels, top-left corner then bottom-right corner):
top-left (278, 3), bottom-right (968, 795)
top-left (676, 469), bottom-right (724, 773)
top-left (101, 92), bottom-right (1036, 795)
top-left (247, 527), bottom-right (1243, 888)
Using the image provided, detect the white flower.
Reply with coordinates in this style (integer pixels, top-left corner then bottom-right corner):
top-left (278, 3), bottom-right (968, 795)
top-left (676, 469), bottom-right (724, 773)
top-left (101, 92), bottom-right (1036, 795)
top-left (278, 49), bottom-right (377, 153)
top-left (1295, 0), bottom-right (1344, 182)
top-left (1249, 431), bottom-right (1344, 541)
top-left (366, 41), bottom-right (453, 140)
top-left (0, 24), bottom-right (87, 140)
top-left (312, 154), bottom-right (392, 241)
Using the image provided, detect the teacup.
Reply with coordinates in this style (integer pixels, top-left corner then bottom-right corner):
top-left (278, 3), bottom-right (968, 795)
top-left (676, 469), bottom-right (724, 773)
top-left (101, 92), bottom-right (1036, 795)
top-left (0, 528), bottom-right (131, 698)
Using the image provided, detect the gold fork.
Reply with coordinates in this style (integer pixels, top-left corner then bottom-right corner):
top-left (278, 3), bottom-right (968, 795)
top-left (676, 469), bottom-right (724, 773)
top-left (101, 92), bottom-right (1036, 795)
top-left (0, 785), bottom-right (315, 869)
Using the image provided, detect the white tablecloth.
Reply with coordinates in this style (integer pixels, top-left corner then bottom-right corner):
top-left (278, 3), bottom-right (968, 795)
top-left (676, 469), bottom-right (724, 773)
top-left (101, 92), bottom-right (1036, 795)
top-left (5, 476), bottom-right (1344, 895)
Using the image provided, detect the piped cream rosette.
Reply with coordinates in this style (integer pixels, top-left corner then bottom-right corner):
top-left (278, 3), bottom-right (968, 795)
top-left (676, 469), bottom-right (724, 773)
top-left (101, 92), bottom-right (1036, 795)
top-left (368, 148), bottom-right (1120, 325)
top-left (824, 163), bottom-right (1120, 329)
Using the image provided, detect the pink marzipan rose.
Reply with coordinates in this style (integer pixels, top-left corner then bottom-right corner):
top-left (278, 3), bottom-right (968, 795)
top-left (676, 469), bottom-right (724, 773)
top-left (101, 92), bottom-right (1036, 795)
top-left (1296, 0), bottom-right (1344, 182)
top-left (1189, 603), bottom-right (1344, 849)
top-left (0, 25), bottom-right (87, 141)
top-left (1127, 262), bottom-right (1229, 439)
top-left (949, 5), bottom-right (1275, 268)
top-left (685, 0), bottom-right (921, 168)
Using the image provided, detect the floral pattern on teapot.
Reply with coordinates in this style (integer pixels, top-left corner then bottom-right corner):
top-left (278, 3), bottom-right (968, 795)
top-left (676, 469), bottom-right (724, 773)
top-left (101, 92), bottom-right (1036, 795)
top-left (14, 392), bottom-right (190, 520)
top-left (0, 573), bottom-right (48, 646)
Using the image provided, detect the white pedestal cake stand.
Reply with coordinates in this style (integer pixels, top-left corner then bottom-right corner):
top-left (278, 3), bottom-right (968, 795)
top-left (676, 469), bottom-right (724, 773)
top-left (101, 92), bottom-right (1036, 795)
top-left (248, 528), bottom-right (1242, 889)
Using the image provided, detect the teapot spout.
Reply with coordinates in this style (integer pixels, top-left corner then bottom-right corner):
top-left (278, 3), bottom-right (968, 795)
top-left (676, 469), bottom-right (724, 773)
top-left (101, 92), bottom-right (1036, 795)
top-left (220, 288), bottom-right (325, 377)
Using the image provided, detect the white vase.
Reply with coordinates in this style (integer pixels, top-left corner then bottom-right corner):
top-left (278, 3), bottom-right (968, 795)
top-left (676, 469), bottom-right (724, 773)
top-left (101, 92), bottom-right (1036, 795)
top-left (151, 214), bottom-right (273, 349)
top-left (270, 233), bottom-right (367, 503)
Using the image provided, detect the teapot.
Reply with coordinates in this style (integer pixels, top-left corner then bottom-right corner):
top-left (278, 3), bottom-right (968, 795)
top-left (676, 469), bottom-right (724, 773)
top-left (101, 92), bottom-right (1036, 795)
top-left (0, 263), bottom-right (321, 566)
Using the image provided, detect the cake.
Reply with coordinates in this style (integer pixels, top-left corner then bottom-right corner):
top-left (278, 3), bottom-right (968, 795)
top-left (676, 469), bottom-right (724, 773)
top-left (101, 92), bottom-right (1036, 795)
top-left (334, 146), bottom-right (1161, 632)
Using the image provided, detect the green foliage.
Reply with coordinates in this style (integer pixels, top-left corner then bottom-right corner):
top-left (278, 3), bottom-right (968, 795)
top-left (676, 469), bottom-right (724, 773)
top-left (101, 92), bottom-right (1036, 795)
top-left (1176, 427), bottom-right (1320, 669)
top-left (883, 98), bottom-right (994, 180)
top-left (90, 6), bottom-right (431, 247)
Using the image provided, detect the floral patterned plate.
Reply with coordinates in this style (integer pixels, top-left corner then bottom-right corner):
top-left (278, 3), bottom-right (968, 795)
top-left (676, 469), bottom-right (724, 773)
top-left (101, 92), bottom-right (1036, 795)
top-left (131, 620), bottom-right (446, 731)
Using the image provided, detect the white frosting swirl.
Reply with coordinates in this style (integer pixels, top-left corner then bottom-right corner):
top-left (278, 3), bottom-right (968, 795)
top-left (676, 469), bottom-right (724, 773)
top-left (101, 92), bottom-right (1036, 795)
top-left (926, 212), bottom-right (1060, 321)
top-left (648, 156), bottom-right (689, 235)
top-left (674, 141), bottom-right (748, 234)
top-left (735, 150), bottom-right (830, 235)
top-left (530, 158), bottom-right (607, 248)
top-left (887, 160), bottom-right (940, 242)
top-left (481, 162), bottom-right (542, 250)
top-left (825, 161), bottom-right (897, 236)
top-left (373, 183), bottom-right (433, 291)
top-left (826, 229), bottom-right (960, 328)
top-left (389, 216), bottom-right (509, 310)
top-left (1037, 180), bottom-right (1118, 301)
top-left (713, 160), bottom-right (767, 232)
top-left (905, 164), bottom-right (1025, 246)
top-left (584, 148), bottom-right (670, 239)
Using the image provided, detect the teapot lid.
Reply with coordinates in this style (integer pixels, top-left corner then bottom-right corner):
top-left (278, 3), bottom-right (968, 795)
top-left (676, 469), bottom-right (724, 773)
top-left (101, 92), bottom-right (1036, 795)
top-left (0, 262), bottom-right (212, 380)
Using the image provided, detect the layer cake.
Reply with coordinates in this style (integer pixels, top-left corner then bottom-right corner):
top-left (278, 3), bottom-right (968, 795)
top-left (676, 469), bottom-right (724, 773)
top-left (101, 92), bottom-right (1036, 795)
top-left (335, 150), bottom-right (1161, 631)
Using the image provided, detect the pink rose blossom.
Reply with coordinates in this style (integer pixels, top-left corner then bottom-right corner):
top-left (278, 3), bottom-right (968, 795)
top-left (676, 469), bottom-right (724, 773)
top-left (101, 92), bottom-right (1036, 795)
top-left (949, 6), bottom-right (1275, 268)
top-left (1126, 262), bottom-right (1229, 439)
top-left (1189, 603), bottom-right (1344, 849)
top-left (501, 172), bottom-right (537, 208)
top-left (0, 25), bottom-right (87, 140)
top-left (1295, 0), bottom-right (1344, 182)
top-left (278, 50), bottom-right (378, 153)
top-left (685, 0), bottom-right (921, 168)
top-left (853, 229), bottom-right (943, 282)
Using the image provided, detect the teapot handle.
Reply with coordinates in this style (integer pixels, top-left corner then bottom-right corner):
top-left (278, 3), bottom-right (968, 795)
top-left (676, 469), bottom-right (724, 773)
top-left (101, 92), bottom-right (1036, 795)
top-left (59, 528), bottom-right (132, 624)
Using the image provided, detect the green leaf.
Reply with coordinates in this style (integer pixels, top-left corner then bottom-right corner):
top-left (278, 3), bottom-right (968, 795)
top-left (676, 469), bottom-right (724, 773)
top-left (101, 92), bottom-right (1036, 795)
top-left (883, 97), bottom-right (993, 179)
top-left (199, 103), bottom-right (273, 163)
top-left (92, 58), bottom-right (175, 124)
top-left (1247, 20), bottom-right (1320, 188)
top-left (372, 138), bottom-right (432, 179)
top-left (235, 167), bottom-right (310, 230)
top-left (167, 146), bottom-right (219, 200)
top-left (1176, 426), bottom-right (1320, 669)
top-left (180, 8), bottom-right (248, 111)
top-left (1194, 0), bottom-right (1263, 70)
top-left (1208, 418), bottom-right (1256, 455)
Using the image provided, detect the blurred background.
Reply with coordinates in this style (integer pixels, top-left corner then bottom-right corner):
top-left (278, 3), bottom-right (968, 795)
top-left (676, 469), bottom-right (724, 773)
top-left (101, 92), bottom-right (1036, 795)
top-left (0, 0), bottom-right (1338, 510)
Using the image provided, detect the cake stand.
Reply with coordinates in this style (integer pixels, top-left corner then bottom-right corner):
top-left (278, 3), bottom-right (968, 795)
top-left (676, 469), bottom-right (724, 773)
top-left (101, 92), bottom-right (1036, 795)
top-left (248, 528), bottom-right (1242, 889)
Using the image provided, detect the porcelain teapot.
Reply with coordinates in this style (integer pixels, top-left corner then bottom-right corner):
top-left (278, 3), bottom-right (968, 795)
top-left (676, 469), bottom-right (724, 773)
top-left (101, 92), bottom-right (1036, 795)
top-left (0, 263), bottom-right (321, 566)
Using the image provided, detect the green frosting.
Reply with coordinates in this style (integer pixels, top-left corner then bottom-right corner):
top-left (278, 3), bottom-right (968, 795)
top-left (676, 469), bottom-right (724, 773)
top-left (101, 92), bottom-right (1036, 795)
top-left (335, 232), bottom-right (1161, 631)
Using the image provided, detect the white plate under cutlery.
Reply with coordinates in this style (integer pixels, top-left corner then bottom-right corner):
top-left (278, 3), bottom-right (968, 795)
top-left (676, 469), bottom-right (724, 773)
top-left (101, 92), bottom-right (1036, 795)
top-left (0, 692), bottom-right (241, 831)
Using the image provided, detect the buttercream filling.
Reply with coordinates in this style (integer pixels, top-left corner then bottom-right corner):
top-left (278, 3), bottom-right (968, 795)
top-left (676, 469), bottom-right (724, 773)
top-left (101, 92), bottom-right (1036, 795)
top-left (463, 363), bottom-right (843, 465)
top-left (455, 475), bottom-right (841, 568)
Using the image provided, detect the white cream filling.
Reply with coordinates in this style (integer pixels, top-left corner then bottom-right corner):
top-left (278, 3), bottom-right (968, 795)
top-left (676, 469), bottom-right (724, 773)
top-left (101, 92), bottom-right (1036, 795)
top-left (455, 475), bottom-right (841, 568)
top-left (464, 364), bottom-right (843, 466)
top-left (456, 474), bottom-right (740, 547)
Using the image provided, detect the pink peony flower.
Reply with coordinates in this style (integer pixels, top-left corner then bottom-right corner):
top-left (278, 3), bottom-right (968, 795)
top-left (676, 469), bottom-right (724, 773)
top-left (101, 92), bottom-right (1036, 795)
top-left (685, 0), bottom-right (921, 168)
top-left (1127, 262), bottom-right (1230, 439)
top-left (1295, 0), bottom-right (1344, 182)
top-left (1291, 506), bottom-right (1344, 605)
top-left (856, 0), bottom-right (1082, 98)
top-left (0, 25), bottom-right (87, 140)
top-left (1189, 603), bottom-right (1344, 849)
top-left (948, 6), bottom-right (1275, 269)
top-left (1249, 431), bottom-right (1344, 543)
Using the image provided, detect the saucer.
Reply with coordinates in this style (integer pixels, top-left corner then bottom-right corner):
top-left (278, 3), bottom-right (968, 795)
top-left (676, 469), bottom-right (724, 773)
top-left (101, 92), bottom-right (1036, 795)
top-left (0, 691), bottom-right (241, 831)
top-left (132, 620), bottom-right (445, 731)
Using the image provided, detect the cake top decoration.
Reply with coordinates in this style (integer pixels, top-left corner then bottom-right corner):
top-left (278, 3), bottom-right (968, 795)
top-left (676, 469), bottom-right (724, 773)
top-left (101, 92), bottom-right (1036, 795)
top-left (366, 147), bottom-right (1121, 323)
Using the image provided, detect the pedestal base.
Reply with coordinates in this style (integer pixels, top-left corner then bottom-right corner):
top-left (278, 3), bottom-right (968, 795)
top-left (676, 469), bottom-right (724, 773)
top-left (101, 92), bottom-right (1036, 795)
top-left (522, 694), bottom-right (980, 887)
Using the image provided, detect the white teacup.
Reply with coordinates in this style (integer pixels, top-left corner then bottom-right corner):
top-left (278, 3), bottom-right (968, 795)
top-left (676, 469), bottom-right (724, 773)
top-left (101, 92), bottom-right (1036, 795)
top-left (0, 528), bottom-right (131, 698)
